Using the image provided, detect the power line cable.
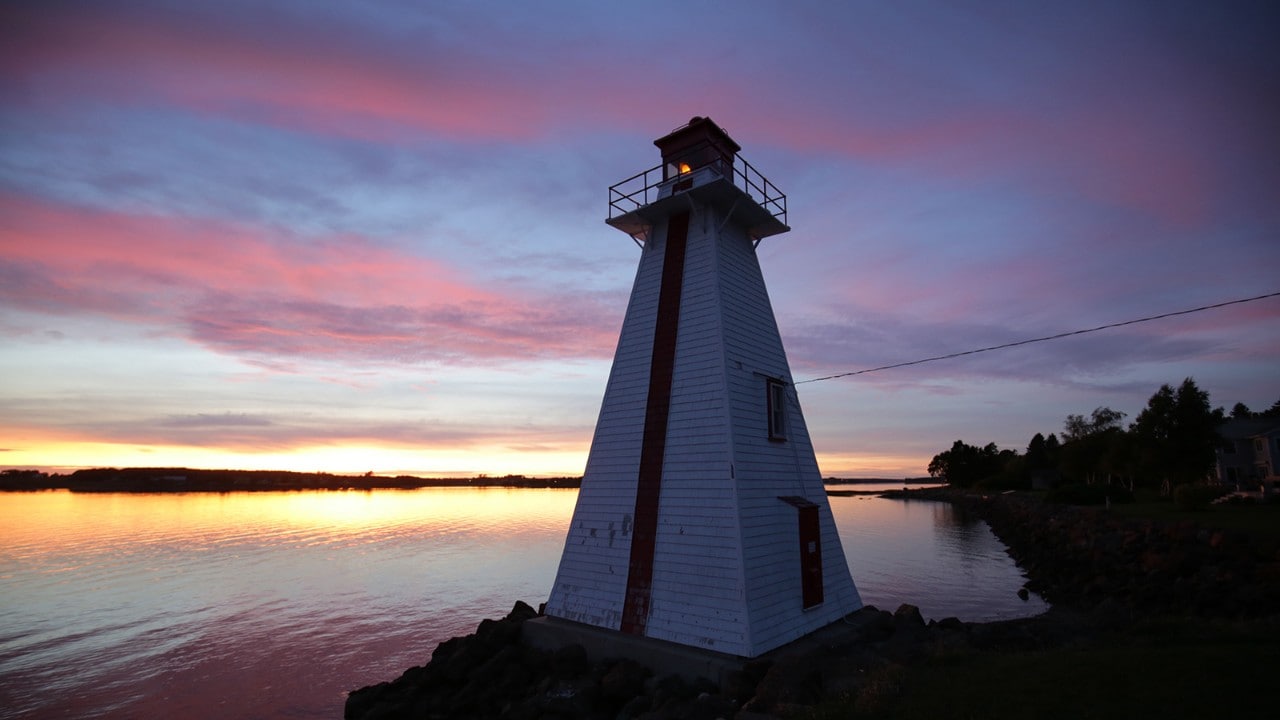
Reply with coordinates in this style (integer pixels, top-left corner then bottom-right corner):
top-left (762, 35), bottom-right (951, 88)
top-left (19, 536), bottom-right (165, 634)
top-left (795, 290), bottom-right (1280, 385)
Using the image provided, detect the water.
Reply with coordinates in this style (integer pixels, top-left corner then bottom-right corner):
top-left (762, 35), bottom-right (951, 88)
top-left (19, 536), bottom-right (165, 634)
top-left (830, 493), bottom-right (1048, 620)
top-left (0, 488), bottom-right (1044, 719)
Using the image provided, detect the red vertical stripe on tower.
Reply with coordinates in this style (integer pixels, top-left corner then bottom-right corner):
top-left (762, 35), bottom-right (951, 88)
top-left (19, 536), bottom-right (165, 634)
top-left (621, 210), bottom-right (690, 636)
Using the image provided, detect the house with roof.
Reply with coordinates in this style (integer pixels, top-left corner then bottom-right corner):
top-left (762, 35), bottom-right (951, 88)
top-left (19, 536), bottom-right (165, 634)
top-left (1215, 418), bottom-right (1280, 489)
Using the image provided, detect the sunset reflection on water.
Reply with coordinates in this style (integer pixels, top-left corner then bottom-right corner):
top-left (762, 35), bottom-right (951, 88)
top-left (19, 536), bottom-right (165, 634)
top-left (0, 488), bottom-right (1041, 719)
top-left (0, 488), bottom-right (578, 720)
top-left (1, 487), bottom-right (574, 556)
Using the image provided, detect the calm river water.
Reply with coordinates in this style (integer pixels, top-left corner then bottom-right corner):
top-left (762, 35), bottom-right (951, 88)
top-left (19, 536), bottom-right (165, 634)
top-left (0, 487), bottom-right (1045, 719)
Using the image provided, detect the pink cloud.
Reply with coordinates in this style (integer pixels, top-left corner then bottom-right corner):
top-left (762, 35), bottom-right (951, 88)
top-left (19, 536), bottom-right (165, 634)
top-left (2, 4), bottom-right (555, 142)
top-left (747, 100), bottom-right (1220, 231)
top-left (0, 193), bottom-right (619, 365)
top-left (0, 4), bottom-right (872, 150)
top-left (0, 193), bottom-right (488, 308)
top-left (6, 1), bottom-right (1270, 240)
top-left (182, 292), bottom-right (615, 365)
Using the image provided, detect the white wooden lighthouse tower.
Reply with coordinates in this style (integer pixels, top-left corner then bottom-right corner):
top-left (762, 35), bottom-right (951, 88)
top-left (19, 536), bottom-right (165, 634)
top-left (545, 117), bottom-right (861, 658)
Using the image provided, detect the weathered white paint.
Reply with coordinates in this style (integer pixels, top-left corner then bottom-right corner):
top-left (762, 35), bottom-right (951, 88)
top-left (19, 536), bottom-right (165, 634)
top-left (545, 125), bottom-right (861, 657)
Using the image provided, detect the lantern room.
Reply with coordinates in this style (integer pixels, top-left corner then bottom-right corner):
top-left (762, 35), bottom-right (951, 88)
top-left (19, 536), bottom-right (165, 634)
top-left (606, 116), bottom-right (789, 246)
top-left (655, 115), bottom-right (740, 181)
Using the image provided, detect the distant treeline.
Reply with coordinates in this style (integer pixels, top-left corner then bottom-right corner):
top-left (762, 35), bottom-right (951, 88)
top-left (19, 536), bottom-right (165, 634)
top-left (823, 477), bottom-right (935, 485)
top-left (0, 468), bottom-right (926, 493)
top-left (926, 378), bottom-right (1280, 495)
top-left (0, 467), bottom-right (582, 493)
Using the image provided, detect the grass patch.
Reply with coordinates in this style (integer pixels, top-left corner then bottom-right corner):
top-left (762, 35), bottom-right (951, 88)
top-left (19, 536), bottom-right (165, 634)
top-left (813, 619), bottom-right (1280, 720)
top-left (1107, 495), bottom-right (1280, 542)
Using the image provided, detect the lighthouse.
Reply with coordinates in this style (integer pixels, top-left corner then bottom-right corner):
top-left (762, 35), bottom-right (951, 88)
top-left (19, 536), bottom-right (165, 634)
top-left (543, 117), bottom-right (861, 659)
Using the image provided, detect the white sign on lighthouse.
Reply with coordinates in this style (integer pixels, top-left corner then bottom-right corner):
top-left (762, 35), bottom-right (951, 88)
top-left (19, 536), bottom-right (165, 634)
top-left (545, 117), bottom-right (861, 658)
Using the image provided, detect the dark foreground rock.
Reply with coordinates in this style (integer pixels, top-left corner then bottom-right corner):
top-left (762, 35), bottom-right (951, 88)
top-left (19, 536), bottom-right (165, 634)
top-left (345, 600), bottom-right (1089, 720)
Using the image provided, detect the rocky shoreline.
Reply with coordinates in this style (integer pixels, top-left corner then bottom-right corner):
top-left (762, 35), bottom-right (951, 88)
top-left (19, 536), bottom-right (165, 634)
top-left (346, 600), bottom-right (1098, 720)
top-left (346, 489), bottom-right (1280, 719)
top-left (944, 489), bottom-right (1280, 621)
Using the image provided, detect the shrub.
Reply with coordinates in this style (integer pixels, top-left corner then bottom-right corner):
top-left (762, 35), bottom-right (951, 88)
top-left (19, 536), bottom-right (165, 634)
top-left (1173, 483), bottom-right (1227, 511)
top-left (977, 471), bottom-right (1030, 492)
top-left (1107, 485), bottom-right (1135, 504)
top-left (1044, 483), bottom-right (1134, 506)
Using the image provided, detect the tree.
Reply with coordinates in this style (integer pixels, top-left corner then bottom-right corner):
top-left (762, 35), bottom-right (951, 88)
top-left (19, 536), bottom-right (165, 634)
top-left (1230, 402), bottom-right (1254, 419)
top-left (1259, 398), bottom-right (1280, 419)
top-left (928, 440), bottom-right (1009, 488)
top-left (1059, 407), bottom-right (1128, 486)
top-left (1131, 378), bottom-right (1224, 492)
top-left (1044, 433), bottom-right (1061, 458)
top-left (1025, 433), bottom-right (1051, 470)
top-left (1012, 432), bottom-right (1060, 489)
top-left (1063, 407), bottom-right (1127, 443)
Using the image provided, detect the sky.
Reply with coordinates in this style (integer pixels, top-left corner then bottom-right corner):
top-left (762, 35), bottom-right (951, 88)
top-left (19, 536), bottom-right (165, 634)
top-left (2, 0), bottom-right (1278, 478)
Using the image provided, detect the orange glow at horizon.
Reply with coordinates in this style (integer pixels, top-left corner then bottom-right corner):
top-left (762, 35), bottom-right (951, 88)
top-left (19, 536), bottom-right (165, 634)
top-left (815, 451), bottom-right (931, 479)
top-left (2, 438), bottom-right (592, 478)
top-left (4, 438), bottom-right (929, 480)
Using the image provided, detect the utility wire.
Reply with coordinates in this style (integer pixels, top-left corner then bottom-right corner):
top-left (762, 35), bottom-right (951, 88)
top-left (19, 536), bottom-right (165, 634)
top-left (795, 290), bottom-right (1280, 385)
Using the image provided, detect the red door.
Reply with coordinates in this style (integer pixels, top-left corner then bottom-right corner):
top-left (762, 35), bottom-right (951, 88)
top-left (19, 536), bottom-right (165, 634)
top-left (798, 503), bottom-right (824, 608)
top-left (780, 496), bottom-right (824, 608)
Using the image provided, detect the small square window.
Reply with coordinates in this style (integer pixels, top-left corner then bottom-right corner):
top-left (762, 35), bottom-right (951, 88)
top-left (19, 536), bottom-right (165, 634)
top-left (767, 379), bottom-right (787, 441)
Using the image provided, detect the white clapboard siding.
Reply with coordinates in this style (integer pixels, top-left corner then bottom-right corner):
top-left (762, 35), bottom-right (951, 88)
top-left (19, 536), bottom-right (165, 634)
top-left (543, 215), bottom-right (670, 629)
top-left (546, 122), bottom-right (861, 657)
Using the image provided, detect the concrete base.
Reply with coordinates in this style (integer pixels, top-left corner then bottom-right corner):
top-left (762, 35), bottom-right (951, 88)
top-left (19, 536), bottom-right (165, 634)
top-left (522, 616), bottom-right (747, 685)
top-left (522, 612), bottom-right (874, 686)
